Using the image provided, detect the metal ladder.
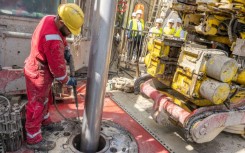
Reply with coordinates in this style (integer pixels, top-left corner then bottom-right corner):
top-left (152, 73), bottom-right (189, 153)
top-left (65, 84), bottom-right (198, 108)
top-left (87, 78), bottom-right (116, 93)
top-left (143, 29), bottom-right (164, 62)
top-left (146, 0), bottom-right (163, 29)
top-left (146, 0), bottom-right (172, 30)
top-left (160, 0), bottom-right (172, 19)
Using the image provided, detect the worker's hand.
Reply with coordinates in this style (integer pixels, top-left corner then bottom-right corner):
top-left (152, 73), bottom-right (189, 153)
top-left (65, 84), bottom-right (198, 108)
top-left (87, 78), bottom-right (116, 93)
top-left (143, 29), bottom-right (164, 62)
top-left (64, 47), bottom-right (71, 65)
top-left (66, 77), bottom-right (77, 86)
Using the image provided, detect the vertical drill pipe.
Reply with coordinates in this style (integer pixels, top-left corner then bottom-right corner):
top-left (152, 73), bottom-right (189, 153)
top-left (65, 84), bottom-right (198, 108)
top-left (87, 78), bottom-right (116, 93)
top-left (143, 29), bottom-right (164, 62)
top-left (140, 79), bottom-right (191, 125)
top-left (81, 0), bottom-right (117, 152)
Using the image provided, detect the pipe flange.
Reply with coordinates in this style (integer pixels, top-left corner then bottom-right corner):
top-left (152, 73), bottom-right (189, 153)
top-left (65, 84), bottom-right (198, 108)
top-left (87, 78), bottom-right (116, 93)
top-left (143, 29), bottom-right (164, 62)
top-left (41, 120), bottom-right (138, 153)
top-left (69, 133), bottom-right (110, 153)
top-left (68, 120), bottom-right (138, 153)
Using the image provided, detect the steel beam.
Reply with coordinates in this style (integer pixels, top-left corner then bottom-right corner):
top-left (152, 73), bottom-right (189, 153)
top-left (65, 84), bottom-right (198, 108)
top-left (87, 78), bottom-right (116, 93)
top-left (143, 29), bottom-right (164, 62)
top-left (81, 0), bottom-right (117, 152)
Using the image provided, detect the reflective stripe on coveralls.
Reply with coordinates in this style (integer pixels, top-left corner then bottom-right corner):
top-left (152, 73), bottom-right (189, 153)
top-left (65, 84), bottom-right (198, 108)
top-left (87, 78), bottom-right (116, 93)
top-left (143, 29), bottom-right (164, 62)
top-left (45, 34), bottom-right (68, 82)
top-left (55, 74), bottom-right (67, 81)
top-left (43, 112), bottom-right (50, 120)
top-left (45, 34), bottom-right (63, 41)
top-left (27, 130), bottom-right (41, 139)
top-left (43, 98), bottom-right (48, 105)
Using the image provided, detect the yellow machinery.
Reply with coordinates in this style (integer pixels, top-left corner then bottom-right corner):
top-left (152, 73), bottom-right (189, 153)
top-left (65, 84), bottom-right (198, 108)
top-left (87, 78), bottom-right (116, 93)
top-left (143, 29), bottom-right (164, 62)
top-left (137, 0), bottom-right (245, 143)
top-left (145, 41), bottom-right (243, 106)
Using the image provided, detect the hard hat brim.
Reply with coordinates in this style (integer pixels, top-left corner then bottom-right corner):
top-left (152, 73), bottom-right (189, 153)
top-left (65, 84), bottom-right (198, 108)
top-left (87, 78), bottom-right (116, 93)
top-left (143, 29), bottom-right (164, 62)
top-left (68, 26), bottom-right (81, 36)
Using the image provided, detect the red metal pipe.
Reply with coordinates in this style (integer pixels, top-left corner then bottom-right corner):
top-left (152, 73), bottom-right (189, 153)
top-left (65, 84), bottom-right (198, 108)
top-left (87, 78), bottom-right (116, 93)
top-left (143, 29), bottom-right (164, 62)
top-left (140, 79), bottom-right (191, 125)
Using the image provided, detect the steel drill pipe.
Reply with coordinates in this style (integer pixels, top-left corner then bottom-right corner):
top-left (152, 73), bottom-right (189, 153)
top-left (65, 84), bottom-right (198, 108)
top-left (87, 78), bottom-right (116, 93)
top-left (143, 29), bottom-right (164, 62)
top-left (140, 80), bottom-right (191, 125)
top-left (81, 0), bottom-right (117, 152)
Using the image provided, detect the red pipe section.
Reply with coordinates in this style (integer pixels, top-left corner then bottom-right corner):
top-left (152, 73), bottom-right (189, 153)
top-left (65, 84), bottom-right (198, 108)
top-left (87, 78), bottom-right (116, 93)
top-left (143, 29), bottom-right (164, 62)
top-left (140, 80), bottom-right (191, 125)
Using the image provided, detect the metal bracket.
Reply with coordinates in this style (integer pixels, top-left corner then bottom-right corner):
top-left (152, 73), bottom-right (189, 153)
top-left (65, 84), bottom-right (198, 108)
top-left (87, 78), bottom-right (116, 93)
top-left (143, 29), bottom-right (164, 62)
top-left (233, 38), bottom-right (245, 57)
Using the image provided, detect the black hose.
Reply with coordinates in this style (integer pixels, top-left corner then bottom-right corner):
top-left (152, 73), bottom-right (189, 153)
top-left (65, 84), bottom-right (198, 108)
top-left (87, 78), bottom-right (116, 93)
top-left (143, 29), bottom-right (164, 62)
top-left (134, 74), bottom-right (153, 95)
top-left (217, 22), bottom-right (228, 36)
top-left (52, 86), bottom-right (81, 124)
top-left (72, 85), bottom-right (80, 121)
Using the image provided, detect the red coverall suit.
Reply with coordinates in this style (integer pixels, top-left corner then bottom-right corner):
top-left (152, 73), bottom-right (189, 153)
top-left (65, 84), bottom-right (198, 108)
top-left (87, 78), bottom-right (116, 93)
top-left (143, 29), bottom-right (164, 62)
top-left (24, 15), bottom-right (68, 144)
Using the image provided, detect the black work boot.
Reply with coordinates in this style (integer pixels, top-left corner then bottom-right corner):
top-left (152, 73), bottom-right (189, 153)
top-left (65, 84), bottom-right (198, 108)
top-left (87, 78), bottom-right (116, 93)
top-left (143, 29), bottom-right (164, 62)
top-left (26, 139), bottom-right (56, 151)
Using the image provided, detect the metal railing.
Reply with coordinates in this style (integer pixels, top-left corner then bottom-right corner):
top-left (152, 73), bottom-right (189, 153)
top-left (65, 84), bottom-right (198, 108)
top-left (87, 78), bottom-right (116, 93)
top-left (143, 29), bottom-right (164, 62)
top-left (121, 28), bottom-right (163, 64)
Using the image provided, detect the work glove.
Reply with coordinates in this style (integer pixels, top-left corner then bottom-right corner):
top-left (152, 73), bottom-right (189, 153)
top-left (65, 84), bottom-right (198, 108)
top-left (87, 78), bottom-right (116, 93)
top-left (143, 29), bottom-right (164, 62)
top-left (64, 47), bottom-right (71, 65)
top-left (66, 77), bottom-right (77, 86)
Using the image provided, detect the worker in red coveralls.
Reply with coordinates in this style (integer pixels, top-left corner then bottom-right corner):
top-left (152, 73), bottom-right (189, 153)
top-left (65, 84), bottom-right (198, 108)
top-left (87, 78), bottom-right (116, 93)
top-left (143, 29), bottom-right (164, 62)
top-left (24, 3), bottom-right (84, 151)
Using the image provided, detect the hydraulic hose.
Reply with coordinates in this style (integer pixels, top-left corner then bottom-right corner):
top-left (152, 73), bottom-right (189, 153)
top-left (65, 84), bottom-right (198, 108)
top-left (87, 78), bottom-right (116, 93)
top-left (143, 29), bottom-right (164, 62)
top-left (52, 87), bottom-right (81, 124)
top-left (69, 55), bottom-right (80, 121)
top-left (52, 53), bottom-right (81, 123)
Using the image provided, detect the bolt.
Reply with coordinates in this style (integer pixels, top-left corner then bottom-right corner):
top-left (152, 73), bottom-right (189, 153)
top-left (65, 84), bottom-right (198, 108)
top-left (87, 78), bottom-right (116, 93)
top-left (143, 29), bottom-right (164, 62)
top-left (199, 72), bottom-right (204, 76)
top-left (192, 93), bottom-right (198, 98)
top-left (204, 123), bottom-right (209, 128)
top-left (200, 127), bottom-right (207, 135)
top-left (197, 76), bottom-right (203, 80)
top-left (204, 54), bottom-right (211, 59)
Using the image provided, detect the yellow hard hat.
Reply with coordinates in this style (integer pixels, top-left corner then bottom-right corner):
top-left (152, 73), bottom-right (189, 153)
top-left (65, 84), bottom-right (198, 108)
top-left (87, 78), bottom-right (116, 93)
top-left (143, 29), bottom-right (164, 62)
top-left (58, 3), bottom-right (84, 35)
